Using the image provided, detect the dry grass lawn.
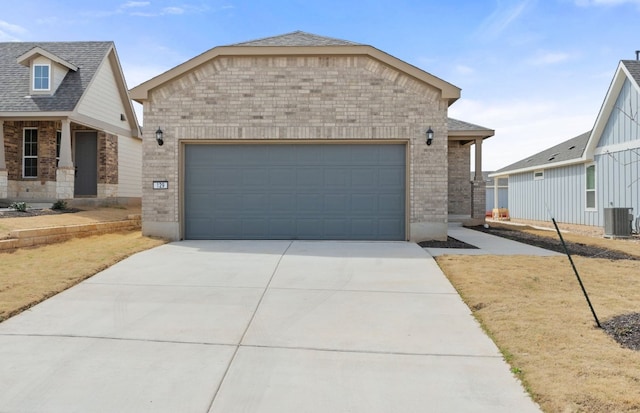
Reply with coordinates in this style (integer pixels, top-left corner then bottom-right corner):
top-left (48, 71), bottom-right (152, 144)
top-left (0, 231), bottom-right (165, 322)
top-left (438, 235), bottom-right (640, 412)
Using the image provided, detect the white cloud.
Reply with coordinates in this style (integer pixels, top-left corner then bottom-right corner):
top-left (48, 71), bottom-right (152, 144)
top-left (527, 51), bottom-right (573, 65)
top-left (449, 98), bottom-right (596, 170)
top-left (0, 20), bottom-right (27, 41)
top-left (476, 0), bottom-right (535, 39)
top-left (575, 0), bottom-right (640, 6)
top-left (122, 1), bottom-right (151, 8)
top-left (455, 64), bottom-right (475, 75)
top-left (163, 7), bottom-right (185, 15)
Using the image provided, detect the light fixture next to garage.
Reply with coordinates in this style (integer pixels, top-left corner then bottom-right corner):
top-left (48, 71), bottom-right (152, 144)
top-left (155, 127), bottom-right (164, 146)
top-left (426, 126), bottom-right (434, 146)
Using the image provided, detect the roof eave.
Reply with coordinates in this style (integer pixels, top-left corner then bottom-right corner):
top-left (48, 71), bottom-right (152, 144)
top-left (489, 156), bottom-right (589, 178)
top-left (448, 129), bottom-right (495, 139)
top-left (130, 44), bottom-right (461, 104)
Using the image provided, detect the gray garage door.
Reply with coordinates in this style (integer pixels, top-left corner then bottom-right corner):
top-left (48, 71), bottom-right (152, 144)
top-left (184, 144), bottom-right (405, 240)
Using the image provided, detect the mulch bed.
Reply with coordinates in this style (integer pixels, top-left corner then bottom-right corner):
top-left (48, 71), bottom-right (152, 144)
top-left (602, 313), bottom-right (640, 351)
top-left (469, 225), bottom-right (640, 261)
top-left (418, 236), bottom-right (478, 249)
top-left (0, 208), bottom-right (81, 218)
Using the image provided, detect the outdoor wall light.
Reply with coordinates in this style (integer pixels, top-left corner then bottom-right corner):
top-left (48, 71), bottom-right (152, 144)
top-left (155, 127), bottom-right (164, 146)
top-left (426, 126), bottom-right (434, 146)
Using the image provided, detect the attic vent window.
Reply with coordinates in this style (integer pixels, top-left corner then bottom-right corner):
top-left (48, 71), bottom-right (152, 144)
top-left (568, 145), bottom-right (576, 150)
top-left (33, 64), bottom-right (50, 91)
top-left (534, 170), bottom-right (544, 180)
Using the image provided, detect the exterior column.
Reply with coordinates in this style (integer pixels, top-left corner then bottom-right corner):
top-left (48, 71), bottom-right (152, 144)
top-left (494, 175), bottom-right (499, 210)
top-left (0, 120), bottom-right (6, 199)
top-left (0, 120), bottom-right (5, 169)
top-left (471, 138), bottom-right (486, 221)
top-left (474, 138), bottom-right (482, 181)
top-left (58, 119), bottom-right (73, 168)
top-left (56, 119), bottom-right (74, 199)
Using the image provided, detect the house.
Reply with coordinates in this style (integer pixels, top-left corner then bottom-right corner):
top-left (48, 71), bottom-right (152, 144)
top-left (0, 41), bottom-right (141, 206)
top-left (130, 31), bottom-right (494, 241)
top-left (491, 57), bottom-right (640, 231)
top-left (470, 171), bottom-right (509, 213)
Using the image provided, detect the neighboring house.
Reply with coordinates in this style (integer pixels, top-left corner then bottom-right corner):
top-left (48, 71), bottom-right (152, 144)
top-left (0, 42), bottom-right (141, 205)
top-left (130, 31), bottom-right (493, 241)
top-left (491, 57), bottom-right (640, 230)
top-left (470, 171), bottom-right (509, 212)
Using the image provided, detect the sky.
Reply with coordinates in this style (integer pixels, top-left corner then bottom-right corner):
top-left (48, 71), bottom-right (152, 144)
top-left (1, 0), bottom-right (639, 171)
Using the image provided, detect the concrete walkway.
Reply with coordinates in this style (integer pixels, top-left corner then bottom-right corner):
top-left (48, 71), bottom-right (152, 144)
top-left (424, 225), bottom-right (562, 256)
top-left (0, 241), bottom-right (541, 412)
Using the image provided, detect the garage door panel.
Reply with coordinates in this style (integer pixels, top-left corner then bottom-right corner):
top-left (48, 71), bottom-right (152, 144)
top-left (269, 168), bottom-right (296, 186)
top-left (185, 144), bottom-right (405, 240)
top-left (296, 168), bottom-right (324, 186)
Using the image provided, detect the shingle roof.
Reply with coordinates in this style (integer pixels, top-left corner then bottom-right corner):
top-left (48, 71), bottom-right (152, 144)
top-left (448, 118), bottom-right (493, 132)
top-left (230, 31), bottom-right (362, 47)
top-left (495, 131), bottom-right (591, 174)
top-left (0, 41), bottom-right (112, 112)
top-left (622, 60), bottom-right (640, 85)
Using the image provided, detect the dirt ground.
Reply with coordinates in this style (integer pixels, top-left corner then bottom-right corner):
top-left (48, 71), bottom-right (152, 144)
top-left (436, 222), bottom-right (640, 413)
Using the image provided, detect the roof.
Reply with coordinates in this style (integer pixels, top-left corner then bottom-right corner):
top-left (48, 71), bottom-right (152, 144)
top-left (230, 31), bottom-right (361, 47)
top-left (447, 118), bottom-right (495, 144)
top-left (0, 41), bottom-right (113, 112)
top-left (622, 60), bottom-right (640, 85)
top-left (130, 31), bottom-right (461, 104)
top-left (494, 131), bottom-right (590, 175)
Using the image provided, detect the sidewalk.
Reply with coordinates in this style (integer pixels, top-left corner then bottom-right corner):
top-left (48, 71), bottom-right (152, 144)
top-left (424, 225), bottom-right (561, 257)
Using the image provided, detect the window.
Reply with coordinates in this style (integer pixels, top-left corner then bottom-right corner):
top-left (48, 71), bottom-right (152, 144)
top-left (56, 130), bottom-right (61, 167)
top-left (586, 164), bottom-right (596, 209)
top-left (33, 64), bottom-right (50, 91)
top-left (534, 170), bottom-right (544, 180)
top-left (23, 128), bottom-right (38, 178)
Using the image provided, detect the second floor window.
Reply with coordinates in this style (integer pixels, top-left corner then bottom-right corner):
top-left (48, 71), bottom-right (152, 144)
top-left (33, 64), bottom-right (50, 91)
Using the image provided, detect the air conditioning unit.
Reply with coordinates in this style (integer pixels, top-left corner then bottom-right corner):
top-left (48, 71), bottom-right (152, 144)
top-left (604, 207), bottom-right (633, 237)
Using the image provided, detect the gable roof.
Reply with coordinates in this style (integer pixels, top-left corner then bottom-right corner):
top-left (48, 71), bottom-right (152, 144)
top-left (0, 41), bottom-right (113, 113)
top-left (130, 31), bottom-right (461, 104)
top-left (493, 131), bottom-right (590, 176)
top-left (584, 59), bottom-right (640, 158)
top-left (448, 118), bottom-right (494, 135)
top-left (230, 31), bottom-right (361, 47)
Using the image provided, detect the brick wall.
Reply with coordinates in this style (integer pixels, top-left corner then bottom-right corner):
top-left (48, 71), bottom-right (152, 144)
top-left (3, 120), bottom-right (57, 182)
top-left (448, 140), bottom-right (471, 215)
top-left (98, 131), bottom-right (118, 184)
top-left (142, 55), bottom-right (450, 240)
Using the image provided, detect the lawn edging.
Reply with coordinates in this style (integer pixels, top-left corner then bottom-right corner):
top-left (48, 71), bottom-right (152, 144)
top-left (0, 215), bottom-right (141, 251)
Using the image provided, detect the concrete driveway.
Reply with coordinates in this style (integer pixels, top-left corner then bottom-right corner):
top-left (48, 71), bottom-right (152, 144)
top-left (0, 241), bottom-right (540, 412)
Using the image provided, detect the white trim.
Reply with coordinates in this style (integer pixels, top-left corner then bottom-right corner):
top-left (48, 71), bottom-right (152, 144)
top-left (533, 170), bottom-right (544, 180)
top-left (594, 139), bottom-right (640, 155)
top-left (33, 63), bottom-right (51, 92)
top-left (585, 163), bottom-right (597, 211)
top-left (22, 127), bottom-right (38, 178)
top-left (17, 46), bottom-right (78, 71)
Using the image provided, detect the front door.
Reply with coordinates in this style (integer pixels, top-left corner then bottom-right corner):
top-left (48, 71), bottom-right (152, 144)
top-left (74, 131), bottom-right (97, 196)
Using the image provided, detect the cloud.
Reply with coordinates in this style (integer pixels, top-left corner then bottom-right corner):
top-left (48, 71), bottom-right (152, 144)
top-left (121, 1), bottom-right (150, 8)
top-left (449, 98), bottom-right (595, 170)
top-left (455, 65), bottom-right (475, 75)
top-left (575, 0), bottom-right (640, 6)
top-left (527, 51), bottom-right (573, 65)
top-left (476, 0), bottom-right (535, 39)
top-left (0, 20), bottom-right (27, 41)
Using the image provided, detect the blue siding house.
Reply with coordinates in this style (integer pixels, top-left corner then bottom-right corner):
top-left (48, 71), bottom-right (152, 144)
top-left (491, 58), bottom-right (640, 231)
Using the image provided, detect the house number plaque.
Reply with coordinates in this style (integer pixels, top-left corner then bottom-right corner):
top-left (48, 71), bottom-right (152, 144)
top-left (153, 181), bottom-right (169, 190)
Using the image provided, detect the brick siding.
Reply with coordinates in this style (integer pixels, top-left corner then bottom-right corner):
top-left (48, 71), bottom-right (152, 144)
top-left (142, 55), bottom-right (450, 239)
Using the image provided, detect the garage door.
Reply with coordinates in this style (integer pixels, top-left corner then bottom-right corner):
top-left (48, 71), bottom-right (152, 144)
top-left (184, 144), bottom-right (405, 240)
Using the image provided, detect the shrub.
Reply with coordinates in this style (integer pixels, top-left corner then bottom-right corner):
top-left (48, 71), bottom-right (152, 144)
top-left (9, 201), bottom-right (29, 212)
top-left (52, 200), bottom-right (68, 210)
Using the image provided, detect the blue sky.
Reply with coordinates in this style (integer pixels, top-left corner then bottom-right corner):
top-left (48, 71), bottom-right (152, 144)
top-left (1, 0), bottom-right (639, 170)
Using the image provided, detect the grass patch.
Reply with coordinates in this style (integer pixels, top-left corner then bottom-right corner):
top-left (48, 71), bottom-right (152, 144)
top-left (438, 253), bottom-right (640, 412)
top-left (0, 231), bottom-right (166, 322)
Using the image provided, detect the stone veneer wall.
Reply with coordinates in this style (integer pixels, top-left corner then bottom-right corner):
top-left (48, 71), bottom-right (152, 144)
top-left (98, 131), bottom-right (118, 185)
top-left (142, 55), bottom-right (450, 241)
top-left (447, 140), bottom-right (471, 215)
